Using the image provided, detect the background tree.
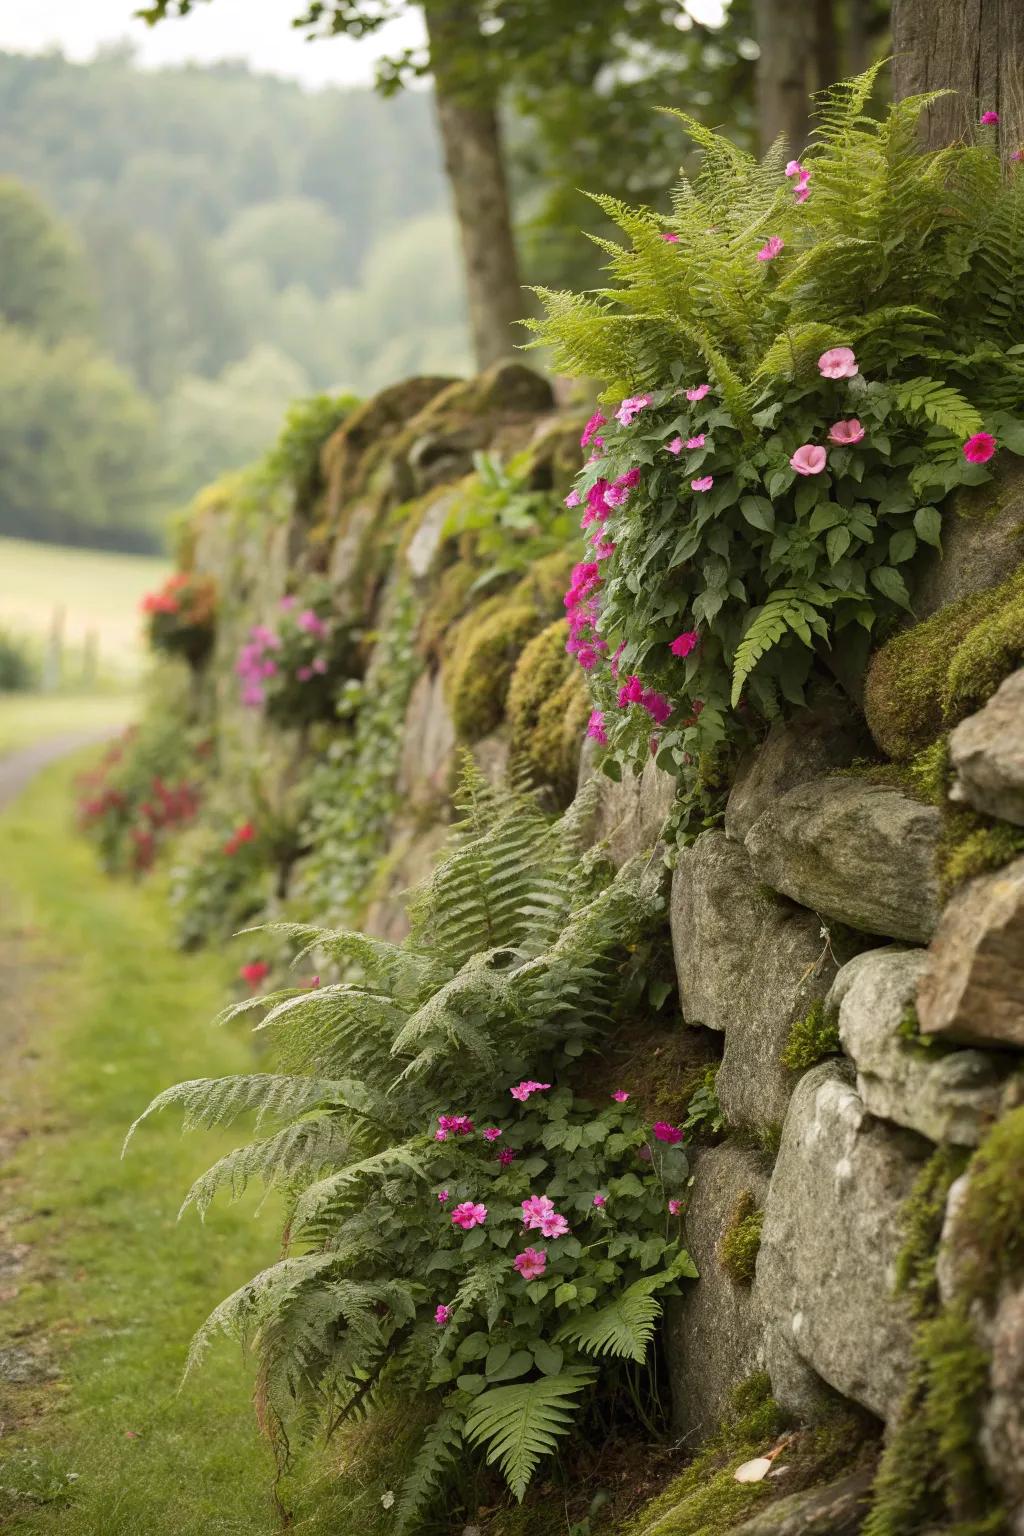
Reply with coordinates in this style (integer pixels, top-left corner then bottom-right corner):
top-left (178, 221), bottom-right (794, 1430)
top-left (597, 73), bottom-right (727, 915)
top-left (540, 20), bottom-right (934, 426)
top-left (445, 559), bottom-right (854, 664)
top-left (892, 0), bottom-right (1024, 155)
top-left (0, 179), bottom-right (95, 341)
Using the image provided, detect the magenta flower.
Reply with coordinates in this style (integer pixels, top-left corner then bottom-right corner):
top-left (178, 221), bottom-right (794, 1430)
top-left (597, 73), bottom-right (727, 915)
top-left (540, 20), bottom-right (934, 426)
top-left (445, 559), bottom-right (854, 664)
top-left (668, 1198), bottom-right (682, 1216)
top-left (587, 709), bottom-right (608, 746)
top-left (612, 1090), bottom-right (630, 1103)
top-left (497, 1148), bottom-right (517, 1167)
top-left (818, 347), bottom-right (858, 379)
top-left (592, 1193), bottom-right (607, 1208)
top-left (434, 1129), bottom-right (448, 1142)
top-left (296, 609), bottom-right (329, 639)
top-left (451, 1202), bottom-right (487, 1230)
top-left (605, 483), bottom-right (631, 508)
top-left (521, 1195), bottom-right (555, 1229)
top-left (794, 182), bottom-right (811, 204)
top-left (514, 1247), bottom-right (547, 1281)
top-left (279, 595), bottom-right (297, 611)
top-left (785, 159), bottom-right (806, 179)
top-left (691, 475), bottom-right (714, 492)
top-left (963, 431), bottom-right (997, 464)
top-left (483, 1127), bottom-right (502, 1142)
top-left (644, 689), bottom-right (672, 725)
top-left (437, 1189), bottom-right (450, 1204)
top-left (670, 630), bottom-right (699, 659)
top-left (296, 665), bottom-right (313, 682)
top-left (686, 384), bottom-right (710, 402)
top-left (790, 444), bottom-right (827, 476)
top-left (652, 1121), bottom-right (684, 1145)
top-left (510, 1079), bottom-right (551, 1102)
top-left (828, 418), bottom-right (865, 446)
top-left (666, 436), bottom-right (684, 455)
top-left (756, 236), bottom-right (784, 262)
top-left (438, 1114), bottom-right (474, 1136)
top-left (435, 1304), bottom-right (451, 1326)
top-left (615, 394), bottom-right (652, 426)
top-left (581, 412), bottom-right (607, 449)
top-left (980, 111), bottom-right (1000, 125)
top-left (660, 231), bottom-right (680, 243)
top-left (538, 1211), bottom-right (571, 1239)
top-left (1014, 149), bottom-right (1024, 163)
top-left (564, 488), bottom-right (581, 508)
top-left (686, 434), bottom-right (706, 450)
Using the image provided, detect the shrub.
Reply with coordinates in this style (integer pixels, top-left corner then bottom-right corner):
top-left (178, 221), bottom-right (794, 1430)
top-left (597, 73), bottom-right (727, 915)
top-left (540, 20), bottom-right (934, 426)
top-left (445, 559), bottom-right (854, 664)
top-left (76, 716), bottom-right (205, 874)
top-left (127, 764), bottom-right (696, 1528)
top-left (0, 625), bottom-right (37, 691)
top-left (142, 570), bottom-right (217, 669)
top-left (529, 68), bottom-right (1024, 793)
top-left (257, 391), bottom-right (359, 510)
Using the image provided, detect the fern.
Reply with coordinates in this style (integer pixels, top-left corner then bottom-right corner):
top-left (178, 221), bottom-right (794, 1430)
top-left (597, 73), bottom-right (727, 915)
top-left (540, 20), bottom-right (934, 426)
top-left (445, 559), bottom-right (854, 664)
top-left (394, 1408), bottom-right (465, 1533)
top-left (556, 1262), bottom-right (698, 1363)
top-left (731, 587), bottom-right (836, 707)
top-left (463, 1370), bottom-right (596, 1502)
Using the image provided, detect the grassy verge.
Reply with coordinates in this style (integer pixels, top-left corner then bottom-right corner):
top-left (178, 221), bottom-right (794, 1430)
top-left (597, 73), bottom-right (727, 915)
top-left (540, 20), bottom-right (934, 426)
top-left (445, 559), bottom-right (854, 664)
top-left (0, 695), bottom-right (135, 757)
top-left (0, 757), bottom-right (348, 1535)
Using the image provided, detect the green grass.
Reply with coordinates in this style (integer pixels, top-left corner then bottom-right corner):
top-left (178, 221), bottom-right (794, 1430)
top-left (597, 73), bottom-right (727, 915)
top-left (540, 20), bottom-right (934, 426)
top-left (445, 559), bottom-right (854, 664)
top-left (0, 757), bottom-right (356, 1535)
top-left (0, 537), bottom-right (168, 682)
top-left (0, 694), bottom-right (136, 757)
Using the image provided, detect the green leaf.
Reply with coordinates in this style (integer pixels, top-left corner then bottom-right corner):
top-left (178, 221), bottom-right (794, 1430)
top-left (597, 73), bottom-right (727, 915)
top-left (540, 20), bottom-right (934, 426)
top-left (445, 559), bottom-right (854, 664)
top-left (914, 505), bottom-right (942, 547)
top-left (457, 1373), bottom-right (487, 1396)
top-left (554, 1283), bottom-right (577, 1306)
top-left (739, 495), bottom-right (775, 532)
top-left (464, 1371), bottom-right (596, 1501)
top-left (532, 1340), bottom-right (564, 1376)
top-left (888, 528), bottom-right (917, 564)
top-left (869, 565), bottom-right (912, 609)
top-left (487, 1349), bottom-right (534, 1383)
top-left (809, 504), bottom-right (844, 534)
top-left (486, 1343), bottom-right (512, 1377)
top-left (826, 526), bottom-right (851, 565)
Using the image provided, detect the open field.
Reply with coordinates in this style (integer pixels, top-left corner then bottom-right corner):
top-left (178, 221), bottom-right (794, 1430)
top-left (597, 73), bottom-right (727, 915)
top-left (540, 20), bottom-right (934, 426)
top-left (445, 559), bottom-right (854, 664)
top-left (0, 694), bottom-right (136, 758)
top-left (0, 538), bottom-right (169, 682)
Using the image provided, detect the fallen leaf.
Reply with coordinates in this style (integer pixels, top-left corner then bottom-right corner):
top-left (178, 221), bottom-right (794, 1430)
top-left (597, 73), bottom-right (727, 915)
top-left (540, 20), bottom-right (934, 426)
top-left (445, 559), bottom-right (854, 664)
top-left (734, 1456), bottom-right (773, 1483)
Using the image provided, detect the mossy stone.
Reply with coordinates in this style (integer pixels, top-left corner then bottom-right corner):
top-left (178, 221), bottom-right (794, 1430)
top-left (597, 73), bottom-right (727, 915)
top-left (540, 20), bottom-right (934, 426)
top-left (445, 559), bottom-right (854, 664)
top-left (445, 601), bottom-right (545, 742)
top-left (506, 620), bottom-right (588, 804)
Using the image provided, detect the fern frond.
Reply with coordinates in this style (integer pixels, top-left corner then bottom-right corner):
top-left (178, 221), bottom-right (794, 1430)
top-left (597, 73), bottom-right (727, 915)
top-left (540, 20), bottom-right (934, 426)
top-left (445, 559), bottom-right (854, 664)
top-left (291, 1141), bottom-right (426, 1230)
top-left (555, 1263), bottom-right (694, 1363)
top-left (122, 1072), bottom-right (378, 1151)
top-left (179, 1112), bottom-right (356, 1218)
top-left (731, 587), bottom-right (835, 707)
top-left (463, 1370), bottom-right (596, 1502)
top-left (892, 375), bottom-right (984, 438)
top-left (395, 1408), bottom-right (465, 1533)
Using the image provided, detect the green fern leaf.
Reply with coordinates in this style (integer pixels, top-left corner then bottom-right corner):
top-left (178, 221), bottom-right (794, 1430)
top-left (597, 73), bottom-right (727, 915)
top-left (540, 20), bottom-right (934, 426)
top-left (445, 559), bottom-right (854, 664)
top-left (464, 1370), bottom-right (596, 1501)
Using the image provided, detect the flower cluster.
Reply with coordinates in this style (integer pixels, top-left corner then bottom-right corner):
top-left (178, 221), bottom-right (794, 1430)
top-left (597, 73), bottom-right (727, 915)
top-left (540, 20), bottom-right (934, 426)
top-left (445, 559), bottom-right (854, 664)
top-left (223, 819), bottom-right (255, 856)
top-left (509, 1079), bottom-right (551, 1102)
top-left (435, 1113), bottom-right (475, 1141)
top-left (235, 589), bottom-right (359, 728)
top-left (142, 571), bottom-right (217, 669)
top-left (76, 728), bottom-right (204, 875)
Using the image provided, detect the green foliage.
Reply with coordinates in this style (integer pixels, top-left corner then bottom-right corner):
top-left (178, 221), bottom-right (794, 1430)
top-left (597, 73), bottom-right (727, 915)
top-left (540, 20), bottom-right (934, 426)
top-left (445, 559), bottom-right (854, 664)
top-left (444, 452), bottom-right (578, 592)
top-left (446, 601), bottom-right (547, 743)
top-left (894, 1147), bottom-right (969, 1320)
top-left (781, 999), bottom-right (841, 1071)
top-left (506, 620), bottom-right (589, 806)
top-left (940, 807), bottom-right (1024, 894)
top-left (0, 177), bottom-right (94, 342)
top-left (954, 1106), bottom-right (1024, 1307)
top-left (531, 72), bottom-right (1024, 782)
top-left (682, 1067), bottom-right (724, 1140)
top-left (255, 391), bottom-right (360, 510)
top-left (717, 1192), bottom-right (763, 1285)
top-left (144, 571), bottom-right (218, 668)
top-left (128, 763), bottom-right (694, 1525)
top-left (0, 626), bottom-right (38, 692)
top-left (237, 579), bottom-right (362, 730)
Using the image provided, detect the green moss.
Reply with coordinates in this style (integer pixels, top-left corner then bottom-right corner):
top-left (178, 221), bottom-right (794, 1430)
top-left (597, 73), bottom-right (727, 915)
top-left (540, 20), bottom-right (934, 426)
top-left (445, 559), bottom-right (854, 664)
top-left (511, 548), bottom-right (576, 614)
top-left (718, 1192), bottom-right (764, 1285)
top-left (955, 1105), bottom-right (1024, 1307)
top-left (781, 999), bottom-right (841, 1071)
top-left (445, 600), bottom-right (544, 742)
top-left (940, 806), bottom-right (1024, 895)
top-left (419, 558), bottom-right (482, 660)
top-left (506, 620), bottom-right (588, 805)
top-left (894, 1146), bottom-right (970, 1319)
top-left (864, 561), bottom-right (1024, 761)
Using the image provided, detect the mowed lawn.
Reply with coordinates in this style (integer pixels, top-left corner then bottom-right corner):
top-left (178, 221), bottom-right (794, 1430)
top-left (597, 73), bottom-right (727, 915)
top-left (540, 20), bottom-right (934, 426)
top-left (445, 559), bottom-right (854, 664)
top-left (0, 537), bottom-right (168, 681)
top-left (0, 758), bottom-right (359, 1536)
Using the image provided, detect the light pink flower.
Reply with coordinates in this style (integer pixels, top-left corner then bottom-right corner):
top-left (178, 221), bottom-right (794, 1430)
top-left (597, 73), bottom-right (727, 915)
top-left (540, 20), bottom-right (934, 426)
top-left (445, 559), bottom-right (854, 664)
top-left (564, 488), bottom-right (581, 508)
top-left (437, 1190), bottom-right (450, 1204)
top-left (605, 483), bottom-right (631, 507)
top-left (790, 444), bottom-right (827, 476)
top-left (615, 394), bottom-right (652, 426)
top-left (691, 475), bottom-right (714, 492)
top-left (538, 1211), bottom-right (571, 1239)
top-left (521, 1195), bottom-right (555, 1229)
top-left (963, 431), bottom-right (997, 464)
top-left (794, 180), bottom-right (811, 204)
top-left (514, 1247), bottom-right (547, 1280)
top-left (686, 434), bottom-right (705, 450)
top-left (435, 1304), bottom-right (451, 1326)
top-left (587, 709), bottom-right (608, 746)
top-left (434, 1128), bottom-right (448, 1142)
top-left (668, 1198), bottom-right (682, 1216)
top-left (592, 1193), bottom-right (607, 1208)
top-left (581, 412), bottom-right (607, 449)
top-left (660, 231), bottom-right (680, 243)
top-left (451, 1201), bottom-right (487, 1230)
top-left (757, 236), bottom-right (784, 262)
top-left (510, 1079), bottom-right (551, 1102)
top-left (666, 436), bottom-right (684, 455)
top-left (818, 346), bottom-right (858, 379)
top-left (670, 630), bottom-right (699, 659)
top-left (483, 1127), bottom-right (502, 1141)
top-left (980, 111), bottom-right (1000, 125)
top-left (612, 1090), bottom-right (630, 1103)
top-left (686, 384), bottom-right (710, 402)
top-left (785, 159), bottom-right (806, 179)
top-left (828, 418), bottom-right (865, 446)
top-left (1014, 149), bottom-right (1024, 163)
top-left (652, 1121), bottom-right (684, 1145)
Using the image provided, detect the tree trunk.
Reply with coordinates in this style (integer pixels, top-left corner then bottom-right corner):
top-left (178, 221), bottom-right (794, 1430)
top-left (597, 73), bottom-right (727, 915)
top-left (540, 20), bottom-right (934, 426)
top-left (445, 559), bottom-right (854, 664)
top-left (892, 0), bottom-right (1024, 158)
top-left (754, 0), bottom-right (812, 155)
top-left (814, 0), bottom-right (839, 96)
top-left (424, 0), bottom-right (524, 371)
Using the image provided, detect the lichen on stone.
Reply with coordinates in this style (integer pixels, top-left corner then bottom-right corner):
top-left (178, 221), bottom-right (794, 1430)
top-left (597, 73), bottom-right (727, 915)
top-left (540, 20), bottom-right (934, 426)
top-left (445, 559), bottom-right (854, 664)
top-left (718, 1191), bottom-right (764, 1285)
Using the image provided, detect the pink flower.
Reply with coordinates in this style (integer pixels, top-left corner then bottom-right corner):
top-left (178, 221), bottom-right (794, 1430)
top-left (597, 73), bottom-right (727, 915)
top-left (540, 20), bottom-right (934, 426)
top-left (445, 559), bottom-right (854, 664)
top-left (451, 1202), bottom-right (488, 1230)
top-left (437, 1190), bottom-right (450, 1204)
top-left (438, 1114), bottom-right (474, 1136)
top-left (435, 1304), bottom-right (451, 1326)
top-left (670, 630), bottom-right (699, 659)
top-left (785, 159), bottom-right (806, 179)
top-left (668, 1198), bottom-right (682, 1216)
top-left (483, 1127), bottom-right (502, 1142)
top-left (686, 384), bottom-right (710, 402)
top-left (514, 1247), bottom-right (547, 1281)
top-left (581, 412), bottom-right (607, 449)
top-left (691, 475), bottom-right (714, 492)
top-left (612, 1090), bottom-right (630, 1103)
top-left (642, 688), bottom-right (672, 725)
top-left (660, 231), bottom-right (680, 243)
top-left (510, 1079), bottom-right (551, 1102)
top-left (686, 434), bottom-right (705, 450)
top-left (963, 431), bottom-right (997, 464)
top-left (296, 666), bottom-right (313, 682)
top-left (296, 609), bottom-right (328, 639)
top-left (497, 1148), bottom-right (517, 1167)
top-left (828, 418), bottom-right (865, 446)
top-left (666, 436), bottom-right (684, 455)
top-left (1014, 149), bottom-right (1024, 163)
top-left (980, 111), bottom-right (1000, 125)
top-left (521, 1195), bottom-right (555, 1229)
top-left (615, 394), bottom-right (652, 426)
top-left (564, 489), bottom-right (581, 508)
top-left (818, 347), bottom-right (858, 379)
top-left (587, 709), bottom-right (608, 746)
top-left (240, 960), bottom-right (270, 990)
top-left (794, 181), bottom-right (811, 204)
top-left (592, 1193), bottom-right (607, 1208)
top-left (538, 1211), bottom-right (571, 1239)
top-left (652, 1121), bottom-right (684, 1145)
top-left (605, 483), bottom-right (631, 507)
top-left (756, 236), bottom-right (784, 262)
top-left (790, 444), bottom-right (827, 476)
top-left (279, 595), bottom-right (297, 611)
top-left (434, 1129), bottom-right (448, 1142)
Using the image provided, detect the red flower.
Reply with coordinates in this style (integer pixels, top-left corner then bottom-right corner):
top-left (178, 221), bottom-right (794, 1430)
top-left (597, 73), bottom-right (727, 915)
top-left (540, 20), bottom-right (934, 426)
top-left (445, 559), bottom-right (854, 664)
top-left (240, 961), bottom-right (270, 990)
top-left (652, 1121), bottom-right (685, 1145)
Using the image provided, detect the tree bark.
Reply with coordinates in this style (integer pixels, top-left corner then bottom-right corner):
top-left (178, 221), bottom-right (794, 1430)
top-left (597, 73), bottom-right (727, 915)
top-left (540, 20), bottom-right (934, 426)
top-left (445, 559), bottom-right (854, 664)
top-left (423, 0), bottom-right (524, 371)
top-left (892, 0), bottom-right (1024, 159)
top-left (754, 0), bottom-right (812, 155)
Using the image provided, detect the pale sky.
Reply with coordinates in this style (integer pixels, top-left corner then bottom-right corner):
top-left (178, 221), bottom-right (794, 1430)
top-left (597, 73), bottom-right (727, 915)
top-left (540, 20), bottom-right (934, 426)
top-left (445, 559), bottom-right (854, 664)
top-left (0, 0), bottom-right (728, 91)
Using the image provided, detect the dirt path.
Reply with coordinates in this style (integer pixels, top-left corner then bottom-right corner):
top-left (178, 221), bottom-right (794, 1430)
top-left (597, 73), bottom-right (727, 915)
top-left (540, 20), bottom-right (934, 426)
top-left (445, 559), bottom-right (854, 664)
top-left (0, 729), bottom-right (119, 812)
